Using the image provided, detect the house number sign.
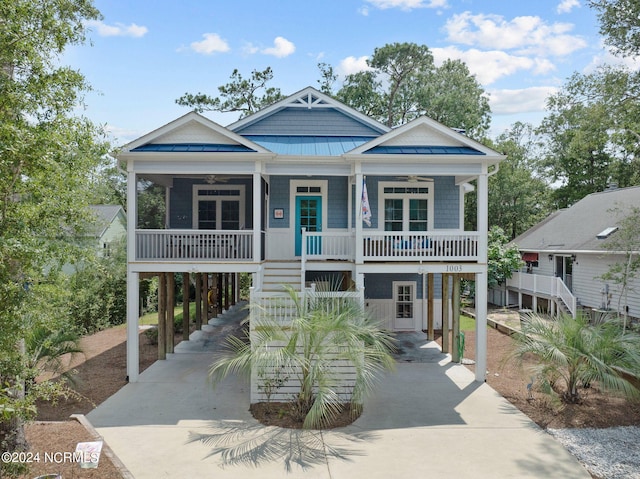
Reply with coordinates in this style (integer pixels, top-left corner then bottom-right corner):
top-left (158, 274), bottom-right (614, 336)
top-left (446, 265), bottom-right (463, 272)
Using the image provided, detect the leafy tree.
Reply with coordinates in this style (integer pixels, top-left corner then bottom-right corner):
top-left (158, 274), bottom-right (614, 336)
top-left (335, 70), bottom-right (385, 119)
top-left (70, 237), bottom-right (127, 333)
top-left (367, 42), bottom-right (434, 128)
top-left (589, 0), bottom-right (640, 58)
top-left (600, 205), bottom-right (640, 332)
top-left (176, 67), bottom-right (285, 117)
top-left (87, 155), bottom-right (127, 207)
top-left (487, 226), bottom-right (523, 288)
top-left (317, 62), bottom-right (337, 95)
top-left (210, 286), bottom-right (396, 429)
top-left (513, 313), bottom-right (640, 404)
top-left (333, 42), bottom-right (491, 138)
top-left (0, 0), bottom-right (106, 460)
top-left (489, 123), bottom-right (552, 239)
top-left (537, 66), bottom-right (640, 208)
top-left (418, 59), bottom-right (491, 137)
top-left (137, 180), bottom-right (166, 228)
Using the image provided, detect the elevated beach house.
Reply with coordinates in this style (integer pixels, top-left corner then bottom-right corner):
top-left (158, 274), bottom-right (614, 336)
top-left (119, 87), bottom-right (505, 385)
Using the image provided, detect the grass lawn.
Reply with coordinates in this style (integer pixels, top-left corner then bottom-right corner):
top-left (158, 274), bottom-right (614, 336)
top-left (460, 315), bottom-right (476, 331)
top-left (139, 302), bottom-right (196, 326)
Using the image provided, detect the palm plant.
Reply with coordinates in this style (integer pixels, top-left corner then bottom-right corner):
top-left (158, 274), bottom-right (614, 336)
top-left (513, 313), bottom-right (640, 403)
top-left (210, 285), bottom-right (396, 429)
top-left (24, 324), bottom-right (83, 387)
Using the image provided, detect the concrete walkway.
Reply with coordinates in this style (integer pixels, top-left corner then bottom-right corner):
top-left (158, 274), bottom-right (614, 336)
top-left (87, 305), bottom-right (590, 478)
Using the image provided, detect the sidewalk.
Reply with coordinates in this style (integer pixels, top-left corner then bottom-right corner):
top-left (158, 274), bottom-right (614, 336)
top-left (87, 307), bottom-right (590, 478)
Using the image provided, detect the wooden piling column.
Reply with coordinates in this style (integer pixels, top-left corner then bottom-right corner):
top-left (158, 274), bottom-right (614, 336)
top-left (452, 275), bottom-right (461, 363)
top-left (182, 272), bottom-right (190, 341)
top-left (211, 274), bottom-right (219, 316)
top-left (231, 273), bottom-right (236, 307)
top-left (223, 273), bottom-right (229, 311)
top-left (427, 273), bottom-right (434, 340)
top-left (166, 273), bottom-right (175, 354)
top-left (442, 273), bottom-right (450, 354)
top-left (157, 273), bottom-right (167, 360)
top-left (202, 273), bottom-right (209, 325)
top-left (195, 273), bottom-right (202, 330)
top-left (217, 273), bottom-right (223, 314)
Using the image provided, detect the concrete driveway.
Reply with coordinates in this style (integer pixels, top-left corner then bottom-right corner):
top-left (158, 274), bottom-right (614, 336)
top-left (87, 305), bottom-right (590, 478)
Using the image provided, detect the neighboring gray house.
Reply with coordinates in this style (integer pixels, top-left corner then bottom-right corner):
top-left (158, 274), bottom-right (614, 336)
top-left (502, 186), bottom-right (640, 320)
top-left (90, 205), bottom-right (127, 254)
top-left (62, 205), bottom-right (127, 274)
top-left (119, 86), bottom-right (505, 387)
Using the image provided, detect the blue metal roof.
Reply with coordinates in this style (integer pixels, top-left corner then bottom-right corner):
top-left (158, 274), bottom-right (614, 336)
top-left (132, 143), bottom-right (256, 152)
top-left (364, 145), bottom-right (485, 155)
top-left (244, 135), bottom-right (375, 156)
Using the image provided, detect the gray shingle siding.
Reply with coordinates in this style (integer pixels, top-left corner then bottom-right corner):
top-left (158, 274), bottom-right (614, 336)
top-left (235, 107), bottom-right (383, 136)
top-left (327, 176), bottom-right (349, 228)
top-left (268, 176), bottom-right (290, 228)
top-left (365, 273), bottom-right (445, 299)
top-left (434, 177), bottom-right (460, 229)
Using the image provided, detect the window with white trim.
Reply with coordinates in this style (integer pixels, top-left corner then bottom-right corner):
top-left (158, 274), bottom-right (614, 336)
top-left (381, 183), bottom-right (432, 231)
top-left (193, 185), bottom-right (245, 230)
top-left (394, 282), bottom-right (415, 319)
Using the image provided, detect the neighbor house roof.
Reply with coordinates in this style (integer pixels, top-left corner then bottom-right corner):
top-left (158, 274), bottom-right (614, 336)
top-left (512, 186), bottom-right (640, 253)
top-left (89, 205), bottom-right (126, 238)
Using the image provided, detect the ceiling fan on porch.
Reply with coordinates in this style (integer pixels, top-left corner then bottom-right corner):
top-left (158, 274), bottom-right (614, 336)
top-left (395, 175), bottom-right (433, 182)
top-left (204, 174), bottom-right (229, 184)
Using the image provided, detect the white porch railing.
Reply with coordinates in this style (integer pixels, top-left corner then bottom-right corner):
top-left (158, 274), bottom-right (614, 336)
top-left (507, 272), bottom-right (577, 318)
top-left (362, 231), bottom-right (479, 261)
top-left (301, 230), bottom-right (479, 262)
top-left (135, 229), bottom-right (253, 261)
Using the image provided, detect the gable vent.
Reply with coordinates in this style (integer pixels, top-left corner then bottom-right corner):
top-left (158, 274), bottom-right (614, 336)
top-left (597, 226), bottom-right (618, 239)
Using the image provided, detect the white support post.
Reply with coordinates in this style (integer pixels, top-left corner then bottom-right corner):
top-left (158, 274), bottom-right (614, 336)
top-left (252, 166), bottom-right (262, 263)
top-left (301, 228), bottom-right (307, 291)
top-left (126, 168), bottom-right (139, 382)
top-left (127, 169), bottom-right (137, 262)
top-left (127, 270), bottom-right (139, 382)
top-left (475, 171), bottom-right (489, 382)
top-left (475, 271), bottom-right (487, 382)
top-left (355, 171), bottom-right (363, 264)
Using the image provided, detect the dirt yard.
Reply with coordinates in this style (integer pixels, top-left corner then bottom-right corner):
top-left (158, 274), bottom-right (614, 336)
top-left (18, 317), bottom-right (640, 478)
top-left (21, 327), bottom-right (164, 478)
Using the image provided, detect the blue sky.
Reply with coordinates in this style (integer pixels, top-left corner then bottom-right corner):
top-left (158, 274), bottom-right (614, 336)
top-left (64, 0), bottom-right (638, 145)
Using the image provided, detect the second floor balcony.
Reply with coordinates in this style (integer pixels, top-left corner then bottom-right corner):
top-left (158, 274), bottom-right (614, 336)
top-left (133, 228), bottom-right (480, 263)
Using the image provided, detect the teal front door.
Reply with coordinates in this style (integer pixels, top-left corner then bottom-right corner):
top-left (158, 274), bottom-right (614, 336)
top-left (295, 196), bottom-right (322, 256)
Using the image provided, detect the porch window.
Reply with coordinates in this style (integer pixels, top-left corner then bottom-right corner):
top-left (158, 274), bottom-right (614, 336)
top-left (382, 184), bottom-right (431, 231)
top-left (193, 185), bottom-right (245, 230)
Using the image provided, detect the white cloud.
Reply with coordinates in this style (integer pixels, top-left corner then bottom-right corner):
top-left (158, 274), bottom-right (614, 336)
top-left (488, 86), bottom-right (558, 115)
top-left (557, 0), bottom-right (580, 14)
top-left (86, 20), bottom-right (148, 38)
top-left (444, 12), bottom-right (586, 57)
top-left (242, 42), bottom-right (260, 55)
top-left (261, 37), bottom-right (296, 58)
top-left (585, 44), bottom-right (640, 72)
top-left (432, 46), bottom-right (555, 85)
top-left (364, 0), bottom-right (448, 10)
top-left (338, 56), bottom-right (371, 76)
top-left (190, 33), bottom-right (230, 55)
